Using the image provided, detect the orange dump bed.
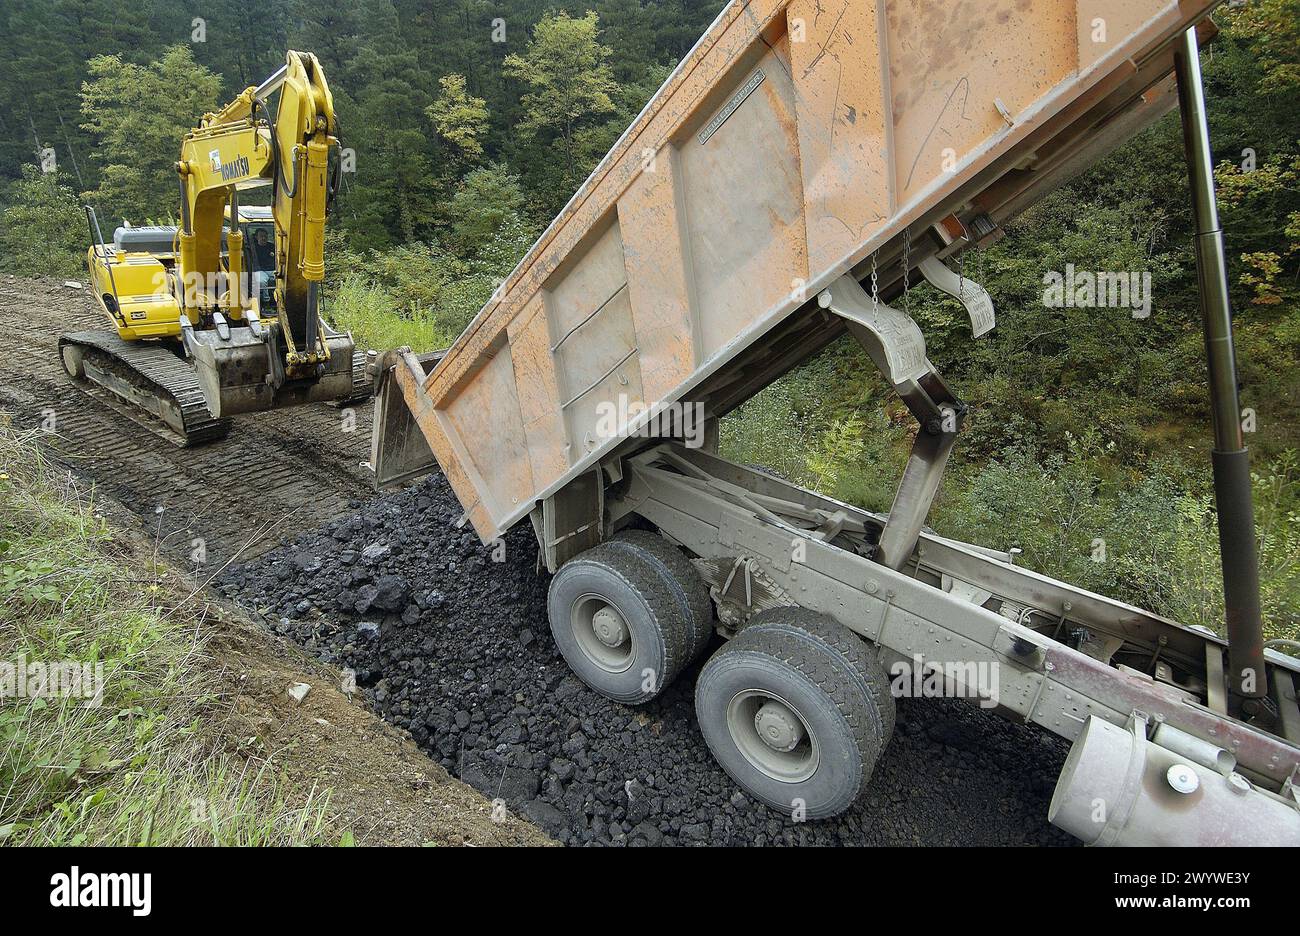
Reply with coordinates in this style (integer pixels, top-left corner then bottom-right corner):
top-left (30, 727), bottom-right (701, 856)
top-left (377, 0), bottom-right (1219, 540)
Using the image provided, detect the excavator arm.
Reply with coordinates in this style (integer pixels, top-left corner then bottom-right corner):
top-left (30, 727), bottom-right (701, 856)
top-left (177, 51), bottom-right (337, 358)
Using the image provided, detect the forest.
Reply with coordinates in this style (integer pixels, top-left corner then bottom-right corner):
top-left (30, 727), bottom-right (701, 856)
top-left (0, 0), bottom-right (1297, 638)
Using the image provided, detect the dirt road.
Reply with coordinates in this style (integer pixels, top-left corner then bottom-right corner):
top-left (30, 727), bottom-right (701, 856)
top-left (0, 276), bottom-right (377, 569)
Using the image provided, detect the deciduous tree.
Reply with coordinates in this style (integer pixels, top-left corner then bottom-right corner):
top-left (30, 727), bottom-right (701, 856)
top-left (79, 45), bottom-right (223, 224)
top-left (504, 12), bottom-right (617, 187)
top-left (427, 74), bottom-right (490, 164)
top-left (0, 166), bottom-right (86, 277)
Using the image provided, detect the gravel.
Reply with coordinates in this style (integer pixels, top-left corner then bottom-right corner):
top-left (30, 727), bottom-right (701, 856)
top-left (218, 472), bottom-right (1074, 846)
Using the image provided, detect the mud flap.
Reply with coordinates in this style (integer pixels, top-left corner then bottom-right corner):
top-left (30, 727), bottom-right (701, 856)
top-left (371, 348), bottom-right (446, 489)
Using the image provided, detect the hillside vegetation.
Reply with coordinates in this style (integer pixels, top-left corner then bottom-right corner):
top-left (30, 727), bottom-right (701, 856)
top-left (0, 427), bottom-right (336, 845)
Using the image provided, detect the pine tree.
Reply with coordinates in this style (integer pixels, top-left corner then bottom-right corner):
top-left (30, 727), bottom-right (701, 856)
top-left (287, 0), bottom-right (366, 87)
top-left (186, 0), bottom-right (293, 90)
top-left (337, 0), bottom-right (439, 246)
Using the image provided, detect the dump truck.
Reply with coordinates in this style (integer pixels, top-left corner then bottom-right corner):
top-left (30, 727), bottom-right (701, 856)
top-left (370, 0), bottom-right (1300, 845)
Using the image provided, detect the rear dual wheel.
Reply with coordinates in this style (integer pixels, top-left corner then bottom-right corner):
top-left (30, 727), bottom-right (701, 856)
top-left (546, 533), bottom-right (713, 704)
top-left (547, 540), bottom-right (893, 820)
top-left (695, 607), bottom-right (894, 819)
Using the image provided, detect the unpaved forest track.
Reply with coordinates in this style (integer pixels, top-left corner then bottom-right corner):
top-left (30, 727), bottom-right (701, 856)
top-left (0, 276), bottom-right (376, 568)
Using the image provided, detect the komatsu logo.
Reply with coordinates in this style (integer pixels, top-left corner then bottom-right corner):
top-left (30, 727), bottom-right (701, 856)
top-left (208, 149), bottom-right (249, 181)
top-left (217, 154), bottom-right (250, 181)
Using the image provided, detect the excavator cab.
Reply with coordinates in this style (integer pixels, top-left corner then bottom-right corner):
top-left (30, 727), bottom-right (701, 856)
top-left (233, 205), bottom-right (276, 313)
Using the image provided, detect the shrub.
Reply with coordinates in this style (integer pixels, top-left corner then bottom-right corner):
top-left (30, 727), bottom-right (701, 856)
top-left (0, 166), bottom-right (85, 278)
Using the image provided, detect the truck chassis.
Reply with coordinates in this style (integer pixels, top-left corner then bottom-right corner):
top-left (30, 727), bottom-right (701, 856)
top-left (587, 441), bottom-right (1300, 844)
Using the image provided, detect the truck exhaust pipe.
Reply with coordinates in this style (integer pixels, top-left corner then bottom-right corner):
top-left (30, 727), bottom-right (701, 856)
top-left (1174, 27), bottom-right (1267, 704)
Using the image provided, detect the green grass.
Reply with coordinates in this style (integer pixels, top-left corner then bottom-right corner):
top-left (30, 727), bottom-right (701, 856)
top-left (325, 273), bottom-right (459, 356)
top-left (0, 426), bottom-right (336, 846)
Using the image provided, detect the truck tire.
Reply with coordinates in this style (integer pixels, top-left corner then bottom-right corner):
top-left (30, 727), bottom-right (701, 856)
top-left (695, 609), bottom-right (891, 818)
top-left (740, 607), bottom-right (896, 743)
top-left (608, 530), bottom-right (715, 659)
top-left (547, 543), bottom-right (695, 704)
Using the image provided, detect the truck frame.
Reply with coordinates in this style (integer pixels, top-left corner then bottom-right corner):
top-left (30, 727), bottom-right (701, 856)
top-left (371, 0), bottom-right (1300, 844)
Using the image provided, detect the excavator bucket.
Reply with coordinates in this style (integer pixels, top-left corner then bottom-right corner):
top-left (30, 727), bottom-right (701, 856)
top-left (186, 324), bottom-right (357, 418)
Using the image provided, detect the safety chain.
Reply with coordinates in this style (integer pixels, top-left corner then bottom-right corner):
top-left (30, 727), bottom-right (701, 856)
top-left (870, 250), bottom-right (879, 314)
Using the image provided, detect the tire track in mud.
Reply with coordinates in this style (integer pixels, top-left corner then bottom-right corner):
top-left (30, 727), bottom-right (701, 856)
top-left (0, 276), bottom-right (377, 568)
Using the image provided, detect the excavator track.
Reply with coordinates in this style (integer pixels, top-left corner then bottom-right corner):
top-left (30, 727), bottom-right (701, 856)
top-left (323, 345), bottom-right (375, 409)
top-left (342, 352), bottom-right (371, 404)
top-left (58, 330), bottom-right (232, 446)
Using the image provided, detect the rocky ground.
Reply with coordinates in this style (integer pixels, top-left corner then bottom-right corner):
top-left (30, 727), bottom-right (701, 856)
top-left (3, 275), bottom-right (548, 846)
top-left (38, 487), bottom-right (549, 847)
top-left (219, 470), bottom-right (1076, 847)
top-left (197, 575), bottom-right (550, 847)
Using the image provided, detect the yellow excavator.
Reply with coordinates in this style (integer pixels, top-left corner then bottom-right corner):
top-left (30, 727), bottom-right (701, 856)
top-left (64, 51), bottom-right (363, 445)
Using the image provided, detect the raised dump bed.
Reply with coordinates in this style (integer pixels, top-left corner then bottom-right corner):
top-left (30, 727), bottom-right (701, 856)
top-left (377, 0), bottom-right (1217, 539)
top-left (373, 0), bottom-right (1300, 844)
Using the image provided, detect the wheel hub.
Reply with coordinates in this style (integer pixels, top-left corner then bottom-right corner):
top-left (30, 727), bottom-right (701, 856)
top-left (592, 607), bottom-right (628, 648)
top-left (569, 594), bottom-right (636, 674)
top-left (725, 689), bottom-right (819, 783)
top-left (754, 699), bottom-right (805, 752)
